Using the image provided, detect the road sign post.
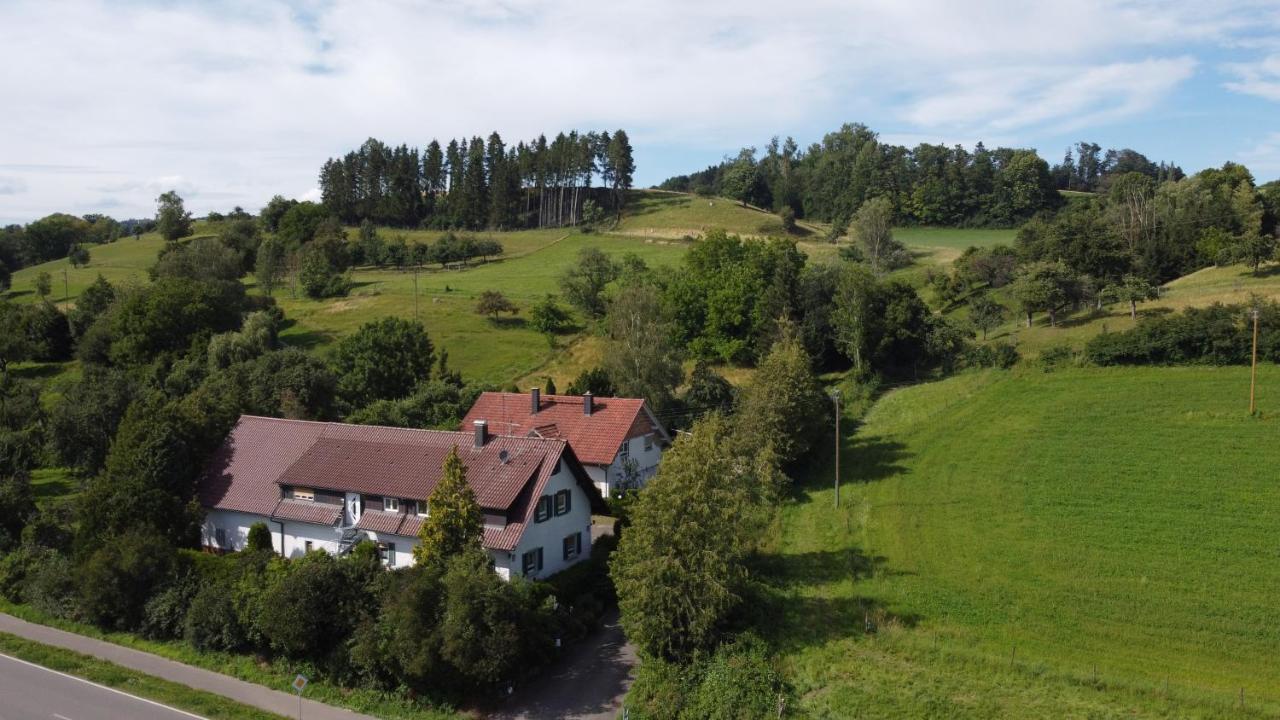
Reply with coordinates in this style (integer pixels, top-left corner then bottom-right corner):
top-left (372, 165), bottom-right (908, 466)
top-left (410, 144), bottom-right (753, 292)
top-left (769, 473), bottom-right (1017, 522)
top-left (292, 673), bottom-right (308, 720)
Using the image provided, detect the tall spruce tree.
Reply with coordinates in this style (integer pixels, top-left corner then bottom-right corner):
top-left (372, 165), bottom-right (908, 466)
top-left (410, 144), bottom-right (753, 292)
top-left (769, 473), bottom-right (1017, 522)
top-left (414, 447), bottom-right (483, 565)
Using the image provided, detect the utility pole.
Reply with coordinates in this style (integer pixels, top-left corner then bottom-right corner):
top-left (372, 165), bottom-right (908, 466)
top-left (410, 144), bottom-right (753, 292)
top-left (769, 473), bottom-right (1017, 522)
top-left (831, 390), bottom-right (841, 509)
top-left (413, 264), bottom-right (420, 321)
top-left (1249, 307), bottom-right (1260, 415)
top-left (62, 269), bottom-right (68, 304)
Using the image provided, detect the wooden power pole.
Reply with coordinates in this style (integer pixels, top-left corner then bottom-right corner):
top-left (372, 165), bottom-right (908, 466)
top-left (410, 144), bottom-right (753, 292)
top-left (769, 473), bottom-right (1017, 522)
top-left (831, 390), bottom-right (841, 509)
top-left (1250, 308), bottom-right (1260, 415)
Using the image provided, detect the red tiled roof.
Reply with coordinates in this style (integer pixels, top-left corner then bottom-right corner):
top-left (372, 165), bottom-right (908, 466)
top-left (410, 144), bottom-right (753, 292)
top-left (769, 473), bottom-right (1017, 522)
top-left (355, 509), bottom-right (415, 535)
top-left (273, 498), bottom-right (342, 525)
top-left (461, 393), bottom-right (667, 466)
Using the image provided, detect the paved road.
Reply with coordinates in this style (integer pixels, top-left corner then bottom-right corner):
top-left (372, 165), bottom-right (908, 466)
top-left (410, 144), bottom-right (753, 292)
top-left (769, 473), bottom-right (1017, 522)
top-left (488, 609), bottom-right (635, 720)
top-left (0, 613), bottom-right (375, 720)
top-left (0, 651), bottom-right (201, 720)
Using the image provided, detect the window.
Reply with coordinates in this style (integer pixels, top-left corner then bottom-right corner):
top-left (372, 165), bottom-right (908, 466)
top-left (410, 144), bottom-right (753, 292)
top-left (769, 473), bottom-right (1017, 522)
top-left (535, 496), bottom-right (552, 523)
top-left (214, 527), bottom-right (226, 548)
top-left (522, 547), bottom-right (543, 576)
top-left (644, 434), bottom-right (654, 451)
top-left (562, 532), bottom-right (582, 561)
top-left (293, 487), bottom-right (315, 502)
top-left (619, 440), bottom-right (630, 461)
top-left (554, 489), bottom-right (571, 516)
top-left (407, 501), bottom-right (423, 516)
top-left (378, 542), bottom-right (396, 567)
top-left (304, 540), bottom-right (313, 553)
top-left (383, 497), bottom-right (399, 512)
top-left (417, 501), bottom-right (428, 517)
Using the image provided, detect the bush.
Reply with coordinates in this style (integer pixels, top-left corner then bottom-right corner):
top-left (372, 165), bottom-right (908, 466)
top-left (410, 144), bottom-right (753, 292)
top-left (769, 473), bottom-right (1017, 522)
top-left (185, 582), bottom-right (246, 651)
top-left (1084, 301), bottom-right (1279, 366)
top-left (246, 522), bottom-right (272, 552)
top-left (23, 549), bottom-right (78, 619)
top-left (683, 634), bottom-right (788, 720)
top-left (965, 342), bottom-right (1020, 369)
top-left (141, 572), bottom-right (200, 639)
top-left (624, 658), bottom-right (695, 720)
top-left (1038, 343), bottom-right (1076, 371)
top-left (77, 530), bottom-right (178, 631)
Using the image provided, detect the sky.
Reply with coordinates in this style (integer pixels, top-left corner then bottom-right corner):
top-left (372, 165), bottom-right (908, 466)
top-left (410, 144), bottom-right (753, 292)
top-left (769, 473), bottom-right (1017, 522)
top-left (2, 0), bottom-right (1280, 225)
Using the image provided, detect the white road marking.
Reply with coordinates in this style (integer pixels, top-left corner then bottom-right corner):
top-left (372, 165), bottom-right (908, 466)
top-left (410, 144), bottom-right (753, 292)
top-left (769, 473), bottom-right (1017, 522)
top-left (53, 714), bottom-right (74, 720)
top-left (0, 653), bottom-right (207, 720)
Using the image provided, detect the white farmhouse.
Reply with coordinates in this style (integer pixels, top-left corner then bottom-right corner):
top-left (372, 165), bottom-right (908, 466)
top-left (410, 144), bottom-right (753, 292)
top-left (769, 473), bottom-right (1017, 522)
top-left (198, 415), bottom-right (603, 580)
top-left (461, 390), bottom-right (670, 497)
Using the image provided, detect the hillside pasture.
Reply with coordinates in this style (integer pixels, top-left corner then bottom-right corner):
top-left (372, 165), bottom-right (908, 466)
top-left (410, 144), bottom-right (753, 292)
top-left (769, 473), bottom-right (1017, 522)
top-left (768, 366), bottom-right (1280, 718)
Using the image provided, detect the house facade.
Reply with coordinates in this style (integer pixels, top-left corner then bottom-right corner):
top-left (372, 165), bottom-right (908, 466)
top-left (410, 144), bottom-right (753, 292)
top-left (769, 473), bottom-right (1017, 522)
top-left (198, 415), bottom-right (602, 579)
top-left (461, 390), bottom-right (670, 497)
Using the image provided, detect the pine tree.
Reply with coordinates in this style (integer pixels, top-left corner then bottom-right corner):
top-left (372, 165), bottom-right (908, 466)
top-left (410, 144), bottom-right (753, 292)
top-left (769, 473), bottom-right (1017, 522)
top-left (414, 447), bottom-right (483, 565)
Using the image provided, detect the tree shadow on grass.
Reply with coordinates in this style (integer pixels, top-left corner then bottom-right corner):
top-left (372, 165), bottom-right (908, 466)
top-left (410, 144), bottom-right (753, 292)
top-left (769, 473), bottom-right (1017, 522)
top-left (10, 362), bottom-right (69, 381)
top-left (487, 316), bottom-right (528, 329)
top-left (277, 319), bottom-right (333, 350)
top-left (745, 548), bottom-right (922, 655)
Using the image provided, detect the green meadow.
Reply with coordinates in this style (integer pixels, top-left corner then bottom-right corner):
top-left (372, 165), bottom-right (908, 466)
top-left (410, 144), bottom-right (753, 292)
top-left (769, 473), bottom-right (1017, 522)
top-left (767, 366), bottom-right (1280, 718)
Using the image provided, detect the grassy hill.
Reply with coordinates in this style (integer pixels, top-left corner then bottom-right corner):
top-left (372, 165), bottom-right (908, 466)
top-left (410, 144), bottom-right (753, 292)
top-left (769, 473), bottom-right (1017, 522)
top-left (767, 365), bottom-right (1280, 718)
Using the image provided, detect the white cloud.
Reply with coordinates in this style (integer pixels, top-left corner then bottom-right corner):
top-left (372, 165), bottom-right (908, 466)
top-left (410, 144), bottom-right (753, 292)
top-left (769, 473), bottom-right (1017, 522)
top-left (0, 0), bottom-right (1277, 223)
top-left (1238, 132), bottom-right (1280, 174)
top-left (0, 177), bottom-right (28, 195)
top-left (904, 57), bottom-right (1198, 135)
top-left (1224, 54), bottom-right (1280, 101)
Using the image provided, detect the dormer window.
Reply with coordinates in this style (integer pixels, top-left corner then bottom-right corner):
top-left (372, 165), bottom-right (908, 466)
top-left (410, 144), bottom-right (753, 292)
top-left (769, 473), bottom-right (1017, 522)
top-left (407, 500), bottom-right (426, 516)
top-left (293, 487), bottom-right (315, 502)
top-left (383, 497), bottom-right (399, 512)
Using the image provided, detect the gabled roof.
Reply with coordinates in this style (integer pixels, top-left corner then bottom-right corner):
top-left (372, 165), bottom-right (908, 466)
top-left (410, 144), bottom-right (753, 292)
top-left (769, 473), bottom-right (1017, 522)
top-left (461, 392), bottom-right (669, 466)
top-left (200, 415), bottom-right (600, 553)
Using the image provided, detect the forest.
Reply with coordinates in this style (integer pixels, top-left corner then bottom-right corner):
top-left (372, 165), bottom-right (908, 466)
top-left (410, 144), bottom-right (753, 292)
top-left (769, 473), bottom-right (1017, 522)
top-left (658, 123), bottom-right (1186, 230)
top-left (318, 130), bottom-right (635, 230)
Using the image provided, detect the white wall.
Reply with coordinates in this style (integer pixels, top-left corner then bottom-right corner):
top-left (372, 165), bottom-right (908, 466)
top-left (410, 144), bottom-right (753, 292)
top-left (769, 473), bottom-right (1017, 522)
top-left (280, 521), bottom-right (340, 559)
top-left (601, 433), bottom-right (664, 494)
top-left (509, 464), bottom-right (594, 580)
top-left (356, 529), bottom-right (420, 569)
top-left (203, 510), bottom-right (279, 553)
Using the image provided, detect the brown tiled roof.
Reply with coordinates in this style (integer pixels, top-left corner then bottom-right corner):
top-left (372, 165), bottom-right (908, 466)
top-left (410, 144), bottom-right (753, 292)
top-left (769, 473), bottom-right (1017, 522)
top-left (355, 509), bottom-right (414, 535)
top-left (273, 499), bottom-right (342, 525)
top-left (276, 423), bottom-right (555, 510)
top-left (200, 415), bottom-right (601, 553)
top-left (461, 393), bottom-right (668, 466)
top-left (199, 416), bottom-right (325, 516)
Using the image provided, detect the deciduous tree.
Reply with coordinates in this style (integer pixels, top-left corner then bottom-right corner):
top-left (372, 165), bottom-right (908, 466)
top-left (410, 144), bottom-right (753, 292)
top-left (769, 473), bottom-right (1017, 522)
top-left (155, 191), bottom-right (193, 241)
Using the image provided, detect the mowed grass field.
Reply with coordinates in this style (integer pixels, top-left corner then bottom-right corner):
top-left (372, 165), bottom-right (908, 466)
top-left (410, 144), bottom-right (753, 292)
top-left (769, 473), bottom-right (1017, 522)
top-left (5, 222), bottom-right (691, 386)
top-left (767, 366), bottom-right (1280, 718)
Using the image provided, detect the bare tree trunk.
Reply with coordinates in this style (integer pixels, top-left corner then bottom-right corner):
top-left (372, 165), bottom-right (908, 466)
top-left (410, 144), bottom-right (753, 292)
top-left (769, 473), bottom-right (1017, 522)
top-left (1130, 300), bottom-right (1137, 319)
top-left (1025, 312), bottom-right (1032, 328)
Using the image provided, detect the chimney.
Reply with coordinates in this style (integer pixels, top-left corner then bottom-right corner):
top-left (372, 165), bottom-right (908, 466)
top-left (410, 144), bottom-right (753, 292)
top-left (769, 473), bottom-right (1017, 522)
top-left (531, 387), bottom-right (541, 415)
top-left (473, 420), bottom-right (488, 448)
top-left (583, 392), bottom-right (594, 416)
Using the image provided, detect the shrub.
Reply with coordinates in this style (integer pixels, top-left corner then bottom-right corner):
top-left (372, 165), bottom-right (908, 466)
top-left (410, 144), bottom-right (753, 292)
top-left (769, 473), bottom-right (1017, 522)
top-left (185, 582), bottom-right (246, 651)
top-left (624, 658), bottom-right (695, 720)
top-left (683, 634), bottom-right (789, 720)
top-left (77, 530), bottom-right (178, 631)
top-left (1038, 343), bottom-right (1075, 371)
top-left (23, 549), bottom-right (78, 619)
top-left (1084, 301), bottom-right (1279, 366)
top-left (141, 572), bottom-right (200, 639)
top-left (246, 522), bottom-right (272, 552)
top-left (965, 342), bottom-right (1020, 369)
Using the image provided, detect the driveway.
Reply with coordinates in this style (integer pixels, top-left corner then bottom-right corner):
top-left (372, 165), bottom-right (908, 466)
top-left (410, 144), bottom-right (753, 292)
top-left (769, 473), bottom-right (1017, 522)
top-left (487, 609), bottom-right (636, 720)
